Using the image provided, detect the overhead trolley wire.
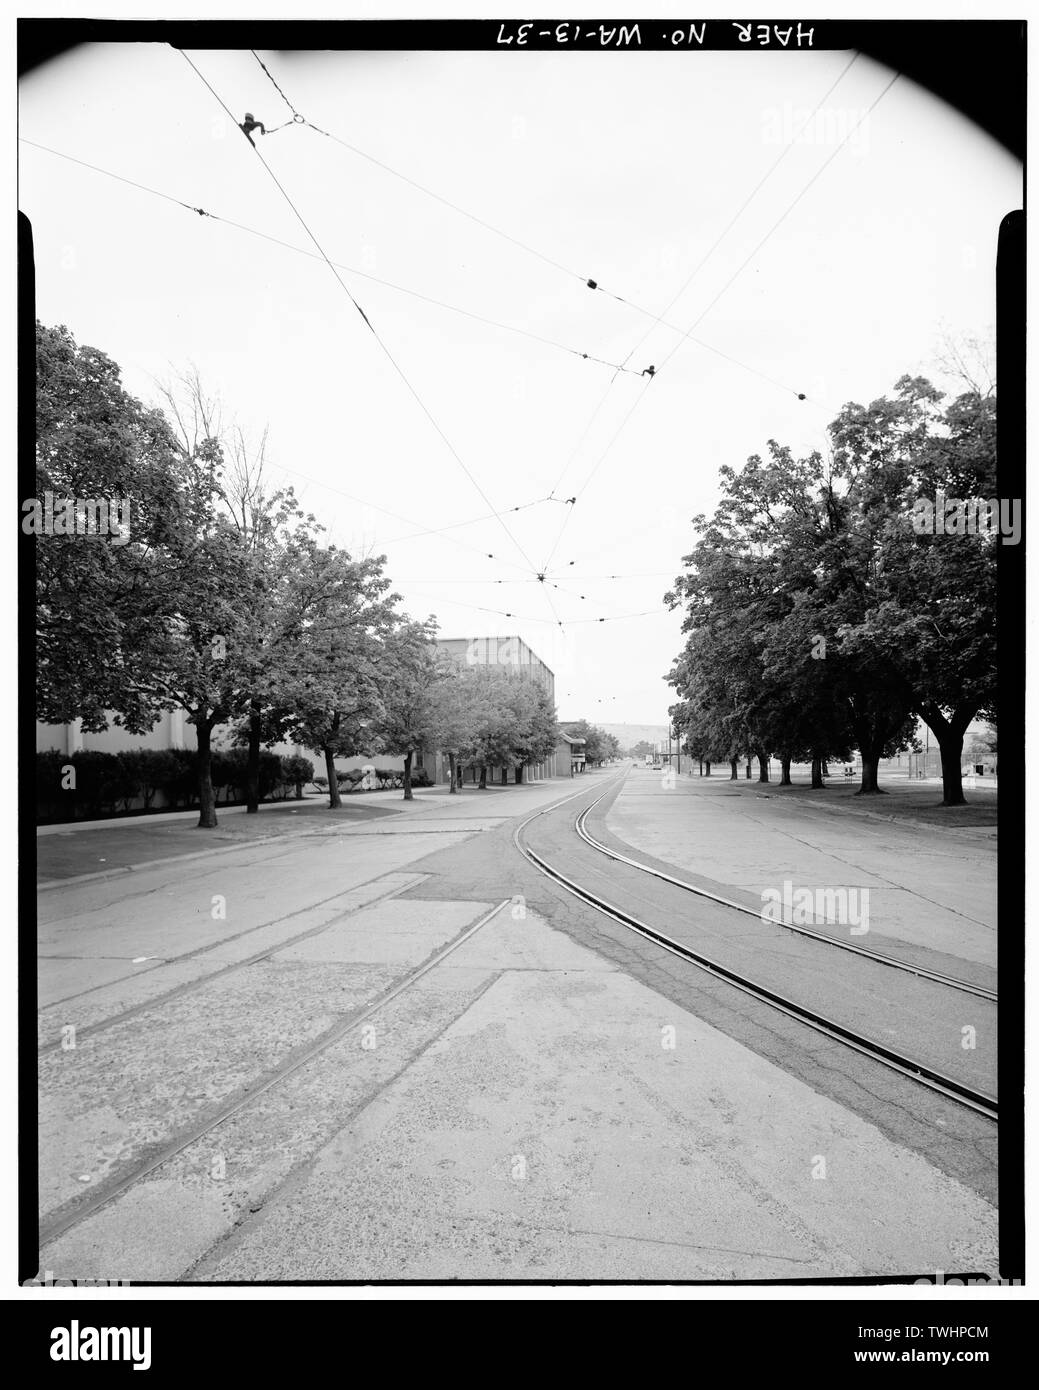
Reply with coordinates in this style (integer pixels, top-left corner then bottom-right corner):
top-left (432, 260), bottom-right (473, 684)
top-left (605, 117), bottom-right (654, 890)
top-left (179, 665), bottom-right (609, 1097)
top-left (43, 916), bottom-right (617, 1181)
top-left (543, 68), bottom-right (901, 574)
top-left (534, 54), bottom-right (862, 576)
top-left (251, 49), bottom-right (305, 122)
top-left (267, 459), bottom-right (538, 576)
top-left (611, 52), bottom-right (861, 378)
top-left (247, 51), bottom-right (590, 633)
top-left (539, 378), bottom-right (652, 573)
top-left (557, 571), bottom-right (677, 582)
top-left (655, 71), bottom-right (901, 375)
top-left (15, 136), bottom-right (548, 574)
top-left (21, 139), bottom-right (647, 381)
top-left (402, 587), bottom-right (670, 628)
top-left (250, 49), bottom-right (583, 287)
top-left (381, 497), bottom-right (555, 547)
top-left (177, 47), bottom-right (540, 579)
top-left (307, 116), bottom-right (583, 285)
top-left (15, 138), bottom-right (541, 575)
top-left (249, 49), bottom-right (818, 401)
top-left (401, 589), bottom-right (565, 626)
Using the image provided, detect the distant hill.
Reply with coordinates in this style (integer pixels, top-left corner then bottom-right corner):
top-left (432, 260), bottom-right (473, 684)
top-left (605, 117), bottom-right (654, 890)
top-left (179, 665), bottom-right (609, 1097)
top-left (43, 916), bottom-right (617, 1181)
top-left (560, 721), bottom-right (670, 752)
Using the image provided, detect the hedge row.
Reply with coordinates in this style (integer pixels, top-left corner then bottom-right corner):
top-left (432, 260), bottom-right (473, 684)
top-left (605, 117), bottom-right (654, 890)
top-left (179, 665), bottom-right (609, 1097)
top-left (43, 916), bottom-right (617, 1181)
top-left (36, 749), bottom-right (315, 823)
top-left (313, 767), bottom-right (433, 790)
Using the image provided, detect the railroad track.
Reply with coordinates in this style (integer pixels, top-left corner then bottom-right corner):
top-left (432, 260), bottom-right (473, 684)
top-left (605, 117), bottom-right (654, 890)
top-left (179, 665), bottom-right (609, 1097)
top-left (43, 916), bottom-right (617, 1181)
top-left (39, 896), bottom-right (513, 1249)
top-left (38, 777), bottom-right (607, 1251)
top-left (576, 801), bottom-right (997, 1002)
top-left (38, 774), bottom-right (996, 1256)
top-left (515, 774), bottom-right (998, 1125)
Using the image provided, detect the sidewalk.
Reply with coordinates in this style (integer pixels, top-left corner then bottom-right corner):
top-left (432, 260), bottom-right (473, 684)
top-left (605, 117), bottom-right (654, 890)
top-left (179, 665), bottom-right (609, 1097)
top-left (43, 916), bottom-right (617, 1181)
top-left (35, 796), bottom-right (398, 886)
top-left (603, 770), bottom-right (997, 971)
top-left (35, 777), bottom-right (588, 886)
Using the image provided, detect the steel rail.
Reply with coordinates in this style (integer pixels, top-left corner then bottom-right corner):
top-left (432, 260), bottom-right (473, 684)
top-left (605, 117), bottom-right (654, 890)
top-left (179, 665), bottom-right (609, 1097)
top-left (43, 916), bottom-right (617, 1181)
top-left (514, 780), bottom-right (997, 1124)
top-left (574, 802), bottom-right (997, 1002)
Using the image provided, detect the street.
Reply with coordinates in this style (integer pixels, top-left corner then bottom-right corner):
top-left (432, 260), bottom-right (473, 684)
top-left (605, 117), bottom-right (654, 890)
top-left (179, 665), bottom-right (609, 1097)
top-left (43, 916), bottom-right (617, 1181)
top-left (37, 768), bottom-right (998, 1281)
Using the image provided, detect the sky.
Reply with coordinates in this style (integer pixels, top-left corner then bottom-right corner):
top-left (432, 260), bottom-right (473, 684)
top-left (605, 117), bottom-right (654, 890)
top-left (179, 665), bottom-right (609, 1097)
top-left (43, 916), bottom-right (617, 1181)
top-left (18, 38), bottom-right (1021, 724)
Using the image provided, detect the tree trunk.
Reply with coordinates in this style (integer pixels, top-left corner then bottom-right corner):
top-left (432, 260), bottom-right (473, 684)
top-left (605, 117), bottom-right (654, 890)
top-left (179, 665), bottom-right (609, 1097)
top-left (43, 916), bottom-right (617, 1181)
top-left (704, 760), bottom-right (711, 777)
top-left (919, 702), bottom-right (974, 807)
top-left (323, 745), bottom-right (341, 808)
top-left (938, 734), bottom-right (966, 805)
top-left (745, 758), bottom-right (752, 779)
top-left (780, 754), bottom-right (792, 786)
top-left (478, 765), bottom-right (487, 789)
top-left (448, 751), bottom-right (458, 793)
top-left (502, 767), bottom-right (508, 785)
top-left (698, 758), bottom-right (704, 776)
top-left (810, 756), bottom-right (824, 789)
top-left (196, 720), bottom-right (218, 829)
top-left (729, 758), bottom-right (738, 780)
top-left (858, 755), bottom-right (882, 794)
top-left (245, 698), bottom-right (261, 814)
top-left (757, 748), bottom-right (769, 783)
top-left (851, 714), bottom-right (897, 796)
top-left (515, 766), bottom-right (523, 784)
top-left (402, 750), bottom-right (413, 801)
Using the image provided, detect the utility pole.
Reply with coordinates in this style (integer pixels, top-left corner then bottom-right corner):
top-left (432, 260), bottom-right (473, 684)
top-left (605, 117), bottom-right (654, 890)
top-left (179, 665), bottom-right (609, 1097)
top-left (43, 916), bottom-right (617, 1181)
top-left (675, 725), bottom-right (681, 775)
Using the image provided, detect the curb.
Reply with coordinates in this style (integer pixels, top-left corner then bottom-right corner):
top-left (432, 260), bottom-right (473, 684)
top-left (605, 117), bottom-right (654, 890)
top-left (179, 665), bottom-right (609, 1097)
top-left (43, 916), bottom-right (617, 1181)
top-left (36, 833), bottom-right (306, 891)
top-left (36, 778), bottom-right (596, 892)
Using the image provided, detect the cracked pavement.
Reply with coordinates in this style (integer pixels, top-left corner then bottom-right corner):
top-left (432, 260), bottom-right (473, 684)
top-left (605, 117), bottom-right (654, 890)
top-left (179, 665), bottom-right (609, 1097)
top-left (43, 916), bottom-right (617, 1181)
top-left (35, 770), bottom-right (999, 1282)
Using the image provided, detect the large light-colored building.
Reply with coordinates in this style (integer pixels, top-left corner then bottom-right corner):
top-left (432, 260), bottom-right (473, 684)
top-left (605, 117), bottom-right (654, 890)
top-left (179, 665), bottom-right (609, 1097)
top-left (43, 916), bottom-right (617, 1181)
top-left (434, 635), bottom-right (555, 704)
top-left (417, 635), bottom-right (559, 785)
top-left (38, 634), bottom-right (563, 793)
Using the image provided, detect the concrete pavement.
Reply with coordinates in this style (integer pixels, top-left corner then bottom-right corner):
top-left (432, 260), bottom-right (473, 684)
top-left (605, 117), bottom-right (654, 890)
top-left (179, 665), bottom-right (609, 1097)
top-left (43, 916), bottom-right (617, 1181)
top-left (36, 782), bottom-right (528, 886)
top-left (36, 769), bottom-right (999, 1281)
top-left (186, 903), bottom-right (996, 1282)
top-left (605, 769), bottom-right (997, 972)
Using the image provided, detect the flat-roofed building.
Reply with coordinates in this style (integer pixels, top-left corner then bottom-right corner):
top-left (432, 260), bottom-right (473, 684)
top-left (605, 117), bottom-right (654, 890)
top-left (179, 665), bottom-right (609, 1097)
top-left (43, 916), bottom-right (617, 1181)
top-left (553, 730), bottom-right (586, 777)
top-left (416, 635), bottom-right (558, 786)
top-left (35, 634), bottom-right (561, 805)
top-left (435, 635), bottom-right (555, 704)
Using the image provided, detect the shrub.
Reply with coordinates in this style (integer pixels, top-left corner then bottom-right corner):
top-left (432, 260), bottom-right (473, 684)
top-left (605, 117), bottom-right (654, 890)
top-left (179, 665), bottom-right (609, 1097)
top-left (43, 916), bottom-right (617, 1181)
top-left (77, 750), bottom-right (126, 817)
top-left (165, 749), bottom-right (200, 808)
top-left (35, 750), bottom-right (125, 819)
top-left (120, 749), bottom-right (180, 809)
top-left (209, 748), bottom-right (240, 804)
top-left (36, 750), bottom-right (69, 822)
top-left (107, 752), bottom-right (144, 811)
top-left (37, 747), bottom-right (329, 821)
top-left (38, 747), bottom-right (199, 821)
top-left (410, 768), bottom-right (432, 788)
top-left (255, 750), bottom-right (282, 799)
top-left (283, 755), bottom-right (314, 799)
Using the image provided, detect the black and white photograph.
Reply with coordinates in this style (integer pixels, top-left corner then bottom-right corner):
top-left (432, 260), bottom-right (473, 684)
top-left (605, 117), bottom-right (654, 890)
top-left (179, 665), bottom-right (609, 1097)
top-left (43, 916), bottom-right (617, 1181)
top-left (12, 4), bottom-right (1027, 1340)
